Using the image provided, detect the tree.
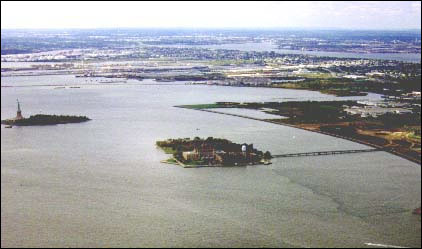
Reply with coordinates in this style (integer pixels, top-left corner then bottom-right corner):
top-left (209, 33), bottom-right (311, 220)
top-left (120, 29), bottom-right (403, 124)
top-left (263, 151), bottom-right (272, 159)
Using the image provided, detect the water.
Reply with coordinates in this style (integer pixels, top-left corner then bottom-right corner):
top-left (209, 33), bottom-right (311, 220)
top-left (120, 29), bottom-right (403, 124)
top-left (1, 75), bottom-right (420, 247)
top-left (151, 42), bottom-right (421, 63)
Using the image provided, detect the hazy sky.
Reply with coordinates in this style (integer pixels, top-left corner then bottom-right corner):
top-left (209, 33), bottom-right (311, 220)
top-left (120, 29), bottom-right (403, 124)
top-left (1, 1), bottom-right (421, 30)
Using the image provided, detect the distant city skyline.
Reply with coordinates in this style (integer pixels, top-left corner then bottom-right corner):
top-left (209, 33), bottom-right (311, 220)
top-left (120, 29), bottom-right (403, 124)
top-left (1, 1), bottom-right (421, 30)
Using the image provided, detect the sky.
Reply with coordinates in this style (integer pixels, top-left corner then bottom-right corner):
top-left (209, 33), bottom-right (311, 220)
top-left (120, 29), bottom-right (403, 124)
top-left (1, 1), bottom-right (421, 30)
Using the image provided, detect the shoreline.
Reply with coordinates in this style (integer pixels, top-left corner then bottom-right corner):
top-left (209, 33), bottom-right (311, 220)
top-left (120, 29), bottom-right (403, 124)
top-left (1, 114), bottom-right (91, 126)
top-left (176, 106), bottom-right (421, 165)
top-left (161, 157), bottom-right (269, 168)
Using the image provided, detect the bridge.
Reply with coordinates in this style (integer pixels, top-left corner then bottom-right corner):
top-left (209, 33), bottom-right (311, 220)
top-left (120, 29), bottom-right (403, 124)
top-left (272, 148), bottom-right (382, 158)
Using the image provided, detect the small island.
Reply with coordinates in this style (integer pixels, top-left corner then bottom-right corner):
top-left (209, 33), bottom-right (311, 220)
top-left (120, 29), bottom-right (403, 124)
top-left (2, 99), bottom-right (90, 126)
top-left (2, 114), bottom-right (91, 126)
top-left (156, 137), bottom-right (272, 168)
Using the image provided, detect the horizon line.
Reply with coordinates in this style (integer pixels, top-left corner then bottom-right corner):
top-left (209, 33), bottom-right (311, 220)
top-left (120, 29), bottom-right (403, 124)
top-left (2, 27), bottom-right (421, 32)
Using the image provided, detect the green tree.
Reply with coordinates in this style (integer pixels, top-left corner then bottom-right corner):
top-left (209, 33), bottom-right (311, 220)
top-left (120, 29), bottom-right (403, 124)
top-left (263, 151), bottom-right (272, 159)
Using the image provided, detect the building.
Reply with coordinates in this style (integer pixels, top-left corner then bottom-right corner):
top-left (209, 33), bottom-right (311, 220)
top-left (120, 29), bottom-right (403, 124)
top-left (182, 143), bottom-right (216, 162)
top-left (182, 151), bottom-right (199, 161)
top-left (194, 143), bottom-right (215, 160)
top-left (180, 141), bottom-right (261, 165)
top-left (344, 106), bottom-right (412, 118)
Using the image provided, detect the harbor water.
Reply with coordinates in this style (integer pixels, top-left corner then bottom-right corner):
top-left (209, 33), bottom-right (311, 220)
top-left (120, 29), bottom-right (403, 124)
top-left (1, 76), bottom-right (420, 247)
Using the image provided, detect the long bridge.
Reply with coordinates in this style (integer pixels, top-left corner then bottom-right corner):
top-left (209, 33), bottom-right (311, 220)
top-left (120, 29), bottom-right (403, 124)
top-left (272, 148), bottom-right (381, 158)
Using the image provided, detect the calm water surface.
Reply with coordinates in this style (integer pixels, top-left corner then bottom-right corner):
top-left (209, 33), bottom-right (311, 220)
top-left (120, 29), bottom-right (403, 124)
top-left (1, 76), bottom-right (420, 247)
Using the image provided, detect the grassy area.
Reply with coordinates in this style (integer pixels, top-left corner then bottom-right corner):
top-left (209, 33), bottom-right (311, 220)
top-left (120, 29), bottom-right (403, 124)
top-left (159, 146), bottom-right (176, 154)
top-left (165, 158), bottom-right (178, 164)
top-left (409, 133), bottom-right (421, 141)
top-left (320, 89), bottom-right (368, 97)
top-left (295, 73), bottom-right (333, 79)
top-left (184, 160), bottom-right (206, 166)
top-left (272, 82), bottom-right (306, 89)
top-left (271, 78), bottom-right (374, 97)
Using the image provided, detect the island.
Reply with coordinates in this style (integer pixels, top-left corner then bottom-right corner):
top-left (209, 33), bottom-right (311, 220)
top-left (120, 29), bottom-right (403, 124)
top-left (2, 114), bottom-right (91, 126)
top-left (156, 137), bottom-right (272, 168)
top-left (2, 100), bottom-right (90, 126)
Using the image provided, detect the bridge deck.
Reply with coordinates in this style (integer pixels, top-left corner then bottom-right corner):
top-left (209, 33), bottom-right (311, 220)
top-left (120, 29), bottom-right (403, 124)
top-left (272, 148), bottom-right (381, 158)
